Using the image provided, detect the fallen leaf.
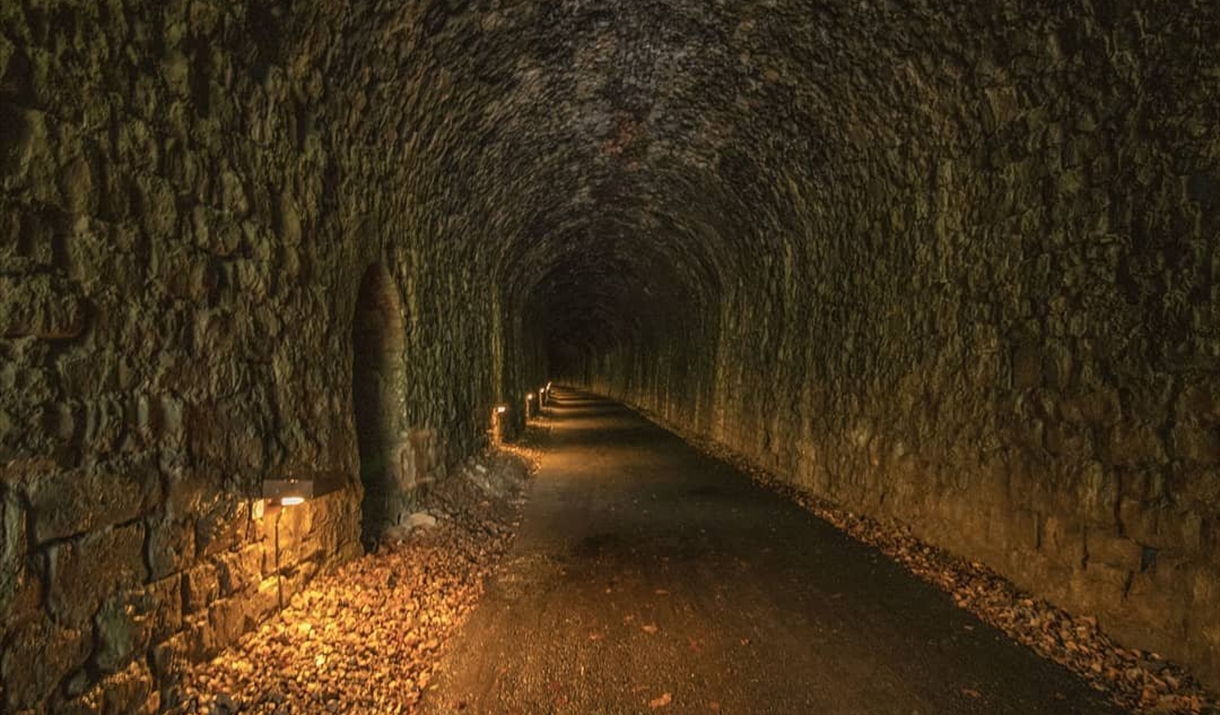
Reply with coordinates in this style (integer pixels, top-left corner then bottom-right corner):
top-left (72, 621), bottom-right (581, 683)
top-left (642, 624), bottom-right (659, 634)
top-left (649, 692), bottom-right (672, 708)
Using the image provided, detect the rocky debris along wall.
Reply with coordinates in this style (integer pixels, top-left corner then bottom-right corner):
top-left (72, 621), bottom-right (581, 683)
top-left (580, 1), bottom-right (1220, 691)
top-left (0, 0), bottom-right (532, 711)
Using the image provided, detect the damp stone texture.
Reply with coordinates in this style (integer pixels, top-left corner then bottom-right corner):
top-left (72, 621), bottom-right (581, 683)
top-left (578, 0), bottom-right (1220, 691)
top-left (1, 0), bottom-right (1219, 710)
top-left (0, 0), bottom-right (535, 710)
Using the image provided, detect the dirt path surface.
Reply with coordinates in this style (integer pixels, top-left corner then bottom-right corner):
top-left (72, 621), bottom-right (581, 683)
top-left (420, 389), bottom-right (1125, 715)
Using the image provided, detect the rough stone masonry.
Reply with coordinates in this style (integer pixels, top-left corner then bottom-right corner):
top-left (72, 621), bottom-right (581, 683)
top-left (0, 0), bottom-right (1218, 711)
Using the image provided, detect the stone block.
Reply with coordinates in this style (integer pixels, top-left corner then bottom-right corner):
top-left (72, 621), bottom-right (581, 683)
top-left (1071, 561), bottom-right (1131, 615)
top-left (203, 597), bottom-right (248, 657)
top-left (1043, 339), bottom-right (1073, 389)
top-left (250, 577), bottom-right (282, 624)
top-left (49, 523), bottom-right (147, 626)
top-left (1059, 388), bottom-right (1121, 425)
top-left (29, 458), bottom-right (160, 543)
top-left (217, 544), bottom-right (263, 596)
top-left (1176, 379), bottom-right (1220, 423)
top-left (164, 464), bottom-right (207, 519)
top-left (1, 491), bottom-right (42, 623)
top-left (0, 615), bottom-right (91, 711)
top-left (182, 563), bottom-right (219, 614)
top-left (93, 594), bottom-right (146, 675)
top-left (57, 152), bottom-right (96, 214)
top-left (146, 516), bottom-right (195, 580)
top-left (1118, 497), bottom-right (1160, 545)
top-left (1087, 532), bottom-right (1143, 570)
top-left (195, 494), bottom-right (250, 558)
top-left (1104, 422), bottom-right (1165, 466)
top-left (0, 273), bottom-right (88, 340)
top-left (1170, 423), bottom-right (1220, 464)
top-left (1156, 511), bottom-right (1204, 553)
top-left (141, 575), bottom-right (184, 643)
top-left (1041, 513), bottom-right (1085, 566)
top-left (1045, 420), bottom-right (1092, 458)
top-left (1007, 509), bottom-right (1041, 551)
top-left (280, 560), bottom-right (318, 604)
top-left (1076, 460), bottom-right (1118, 525)
top-left (0, 106), bottom-right (51, 190)
top-left (1010, 342), bottom-right (1042, 389)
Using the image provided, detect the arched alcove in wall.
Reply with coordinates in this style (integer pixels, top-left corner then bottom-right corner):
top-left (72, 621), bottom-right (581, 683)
top-left (350, 264), bottom-right (409, 550)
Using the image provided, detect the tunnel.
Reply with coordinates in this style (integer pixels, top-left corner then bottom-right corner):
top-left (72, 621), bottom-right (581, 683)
top-left (0, 0), bottom-right (1218, 712)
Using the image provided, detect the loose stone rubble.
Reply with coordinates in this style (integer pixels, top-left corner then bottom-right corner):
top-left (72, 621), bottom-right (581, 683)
top-left (164, 449), bottom-right (536, 715)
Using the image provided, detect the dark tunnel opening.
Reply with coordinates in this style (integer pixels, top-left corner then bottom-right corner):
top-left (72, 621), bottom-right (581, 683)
top-left (351, 264), bottom-right (409, 550)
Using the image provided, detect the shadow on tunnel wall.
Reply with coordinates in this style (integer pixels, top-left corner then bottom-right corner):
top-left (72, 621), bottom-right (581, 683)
top-left (351, 264), bottom-right (412, 550)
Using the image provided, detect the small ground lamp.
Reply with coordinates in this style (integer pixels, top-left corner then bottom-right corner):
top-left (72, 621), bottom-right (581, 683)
top-left (526, 392), bottom-right (536, 419)
top-left (492, 404), bottom-right (508, 444)
top-left (260, 476), bottom-right (331, 611)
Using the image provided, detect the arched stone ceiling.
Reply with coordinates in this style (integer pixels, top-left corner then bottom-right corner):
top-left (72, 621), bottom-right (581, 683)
top-left (304, 0), bottom-right (1213, 368)
top-left (321, 0), bottom-right (946, 352)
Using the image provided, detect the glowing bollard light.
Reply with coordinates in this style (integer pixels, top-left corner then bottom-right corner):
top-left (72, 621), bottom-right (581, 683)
top-left (492, 404), bottom-right (509, 444)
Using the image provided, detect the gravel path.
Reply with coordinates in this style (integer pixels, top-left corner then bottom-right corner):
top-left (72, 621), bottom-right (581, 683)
top-left (419, 390), bottom-right (1129, 715)
top-left (169, 389), bottom-right (1217, 715)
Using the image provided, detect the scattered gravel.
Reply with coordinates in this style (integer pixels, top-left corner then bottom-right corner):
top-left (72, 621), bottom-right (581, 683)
top-left (165, 446), bottom-right (540, 715)
top-left (663, 424), bottom-right (1220, 715)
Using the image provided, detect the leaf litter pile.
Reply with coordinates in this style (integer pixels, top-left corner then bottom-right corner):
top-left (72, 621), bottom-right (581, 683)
top-left (167, 445), bottom-right (541, 715)
top-left (636, 407), bottom-right (1219, 715)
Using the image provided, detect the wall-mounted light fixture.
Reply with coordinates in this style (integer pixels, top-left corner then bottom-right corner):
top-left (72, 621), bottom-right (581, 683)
top-left (263, 479), bottom-right (317, 507)
top-left (495, 405), bottom-right (508, 415)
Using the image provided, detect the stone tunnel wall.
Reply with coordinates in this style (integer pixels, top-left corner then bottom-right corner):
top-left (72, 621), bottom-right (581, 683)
top-left (0, 1), bottom-right (523, 712)
top-left (586, 4), bottom-right (1220, 690)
